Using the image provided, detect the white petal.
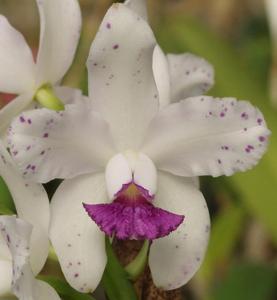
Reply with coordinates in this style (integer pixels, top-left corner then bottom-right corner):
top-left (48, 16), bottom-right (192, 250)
top-left (153, 45), bottom-right (171, 108)
top-left (0, 142), bottom-right (49, 275)
top-left (54, 86), bottom-right (85, 105)
top-left (50, 173), bottom-right (108, 293)
top-left (149, 172), bottom-right (210, 290)
top-left (35, 0), bottom-right (82, 86)
top-left (0, 231), bottom-right (11, 261)
top-left (167, 54), bottom-right (214, 102)
top-left (133, 153), bottom-right (157, 196)
top-left (0, 93), bottom-right (33, 136)
top-left (8, 102), bottom-right (115, 183)
top-left (0, 260), bottom-right (12, 296)
top-left (0, 16), bottom-right (35, 94)
top-left (142, 96), bottom-right (270, 177)
top-left (0, 216), bottom-right (60, 300)
top-left (87, 4), bottom-right (158, 150)
top-left (124, 0), bottom-right (148, 20)
top-left (105, 153), bottom-right (132, 199)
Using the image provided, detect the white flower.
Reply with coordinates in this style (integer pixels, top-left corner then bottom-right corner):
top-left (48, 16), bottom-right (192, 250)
top-left (0, 140), bottom-right (50, 276)
top-left (0, 0), bottom-right (82, 133)
top-left (8, 2), bottom-right (270, 293)
top-left (0, 215), bottom-right (60, 300)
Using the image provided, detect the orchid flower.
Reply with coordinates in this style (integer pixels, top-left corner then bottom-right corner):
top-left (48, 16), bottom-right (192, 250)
top-left (0, 0), bottom-right (82, 134)
top-left (0, 140), bottom-right (50, 276)
top-left (0, 215), bottom-right (60, 300)
top-left (7, 3), bottom-right (270, 293)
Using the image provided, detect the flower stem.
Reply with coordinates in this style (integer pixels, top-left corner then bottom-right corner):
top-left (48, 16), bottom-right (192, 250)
top-left (125, 240), bottom-right (149, 280)
top-left (35, 85), bottom-right (64, 111)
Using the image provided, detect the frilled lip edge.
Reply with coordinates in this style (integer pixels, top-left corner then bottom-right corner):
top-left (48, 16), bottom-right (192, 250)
top-left (83, 182), bottom-right (184, 240)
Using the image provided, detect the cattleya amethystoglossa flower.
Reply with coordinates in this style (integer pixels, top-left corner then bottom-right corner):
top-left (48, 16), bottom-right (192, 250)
top-left (0, 0), bottom-right (81, 134)
top-left (7, 2), bottom-right (270, 294)
top-left (0, 216), bottom-right (60, 300)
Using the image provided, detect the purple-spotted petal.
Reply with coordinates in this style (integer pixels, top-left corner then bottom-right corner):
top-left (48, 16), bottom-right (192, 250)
top-left (50, 173), bottom-right (108, 293)
top-left (84, 193), bottom-right (184, 240)
top-left (167, 53), bottom-right (214, 102)
top-left (153, 52), bottom-right (214, 107)
top-left (0, 231), bottom-right (12, 296)
top-left (142, 96), bottom-right (270, 177)
top-left (8, 102), bottom-right (116, 183)
top-left (0, 92), bottom-right (33, 137)
top-left (35, 0), bottom-right (81, 86)
top-left (87, 4), bottom-right (158, 150)
top-left (149, 172), bottom-right (210, 290)
top-left (0, 216), bottom-right (61, 300)
top-left (0, 141), bottom-right (49, 275)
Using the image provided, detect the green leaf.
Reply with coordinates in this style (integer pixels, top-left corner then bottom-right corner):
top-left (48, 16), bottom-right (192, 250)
top-left (0, 176), bottom-right (15, 215)
top-left (156, 17), bottom-right (277, 244)
top-left (101, 238), bottom-right (138, 300)
top-left (39, 276), bottom-right (95, 300)
top-left (212, 263), bottom-right (277, 300)
top-left (125, 240), bottom-right (149, 280)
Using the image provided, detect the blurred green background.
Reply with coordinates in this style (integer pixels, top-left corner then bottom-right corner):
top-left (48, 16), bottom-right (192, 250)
top-left (0, 0), bottom-right (276, 299)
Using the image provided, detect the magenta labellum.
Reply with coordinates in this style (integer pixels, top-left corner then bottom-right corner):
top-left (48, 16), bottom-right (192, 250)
top-left (83, 182), bottom-right (184, 240)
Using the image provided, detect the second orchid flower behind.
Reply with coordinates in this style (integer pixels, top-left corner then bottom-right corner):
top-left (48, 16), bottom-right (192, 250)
top-left (7, 2), bottom-right (270, 295)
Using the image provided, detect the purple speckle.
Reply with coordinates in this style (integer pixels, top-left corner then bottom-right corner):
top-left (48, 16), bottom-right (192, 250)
top-left (27, 119), bottom-right (32, 124)
top-left (257, 118), bottom-right (263, 125)
top-left (40, 151), bottom-right (45, 156)
top-left (31, 165), bottom-right (36, 171)
top-left (19, 116), bottom-right (25, 123)
top-left (43, 133), bottom-right (49, 138)
top-left (220, 112), bottom-right (225, 117)
top-left (217, 159), bottom-right (222, 164)
top-left (241, 112), bottom-right (249, 120)
top-left (245, 145), bottom-right (254, 153)
top-left (74, 273), bottom-right (79, 278)
top-left (106, 22), bottom-right (111, 29)
top-left (113, 44), bottom-right (119, 50)
top-left (221, 146), bottom-right (229, 150)
top-left (259, 136), bottom-right (266, 142)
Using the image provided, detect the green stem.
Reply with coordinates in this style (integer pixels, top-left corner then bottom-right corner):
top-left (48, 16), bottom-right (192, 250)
top-left (35, 85), bottom-right (65, 111)
top-left (125, 240), bottom-right (150, 280)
